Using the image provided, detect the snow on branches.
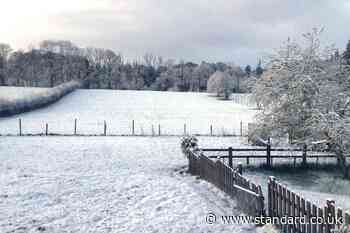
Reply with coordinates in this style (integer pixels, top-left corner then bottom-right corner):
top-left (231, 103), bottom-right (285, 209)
top-left (253, 28), bottom-right (350, 178)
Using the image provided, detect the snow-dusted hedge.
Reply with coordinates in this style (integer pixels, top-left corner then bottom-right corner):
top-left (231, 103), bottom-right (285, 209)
top-left (0, 81), bottom-right (81, 117)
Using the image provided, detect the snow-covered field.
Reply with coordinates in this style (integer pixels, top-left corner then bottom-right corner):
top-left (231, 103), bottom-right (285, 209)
top-left (0, 90), bottom-right (256, 135)
top-left (1, 88), bottom-right (349, 232)
top-left (1, 135), bottom-right (349, 232)
top-left (0, 136), bottom-right (256, 233)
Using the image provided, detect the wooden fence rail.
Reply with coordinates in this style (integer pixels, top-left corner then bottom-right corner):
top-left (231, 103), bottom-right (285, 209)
top-left (200, 146), bottom-right (350, 168)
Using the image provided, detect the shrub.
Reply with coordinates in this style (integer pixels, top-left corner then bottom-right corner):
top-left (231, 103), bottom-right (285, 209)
top-left (181, 136), bottom-right (199, 157)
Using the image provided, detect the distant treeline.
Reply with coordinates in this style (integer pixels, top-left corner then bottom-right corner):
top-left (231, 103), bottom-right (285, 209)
top-left (0, 40), bottom-right (263, 92)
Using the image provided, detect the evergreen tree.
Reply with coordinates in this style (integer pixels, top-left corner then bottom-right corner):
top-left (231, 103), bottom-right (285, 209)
top-left (255, 60), bottom-right (263, 77)
top-left (343, 40), bottom-right (350, 64)
top-left (244, 65), bottom-right (251, 77)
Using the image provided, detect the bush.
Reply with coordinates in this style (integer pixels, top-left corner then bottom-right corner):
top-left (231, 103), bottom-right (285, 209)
top-left (181, 136), bottom-right (199, 157)
top-left (0, 81), bottom-right (81, 117)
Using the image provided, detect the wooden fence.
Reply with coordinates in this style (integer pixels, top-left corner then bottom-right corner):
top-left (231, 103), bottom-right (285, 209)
top-left (269, 177), bottom-right (350, 233)
top-left (185, 144), bottom-right (350, 232)
top-left (201, 146), bottom-right (350, 168)
top-left (187, 148), bottom-right (265, 217)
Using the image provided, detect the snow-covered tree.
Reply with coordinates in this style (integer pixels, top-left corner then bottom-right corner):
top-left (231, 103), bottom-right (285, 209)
top-left (253, 28), bottom-right (350, 178)
top-left (0, 43), bottom-right (12, 85)
top-left (207, 71), bottom-right (234, 99)
top-left (343, 40), bottom-right (350, 65)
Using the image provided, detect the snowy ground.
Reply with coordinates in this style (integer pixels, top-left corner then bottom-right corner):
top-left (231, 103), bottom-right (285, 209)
top-left (0, 136), bottom-right (256, 233)
top-left (0, 90), bottom-right (256, 136)
top-left (1, 88), bottom-right (348, 232)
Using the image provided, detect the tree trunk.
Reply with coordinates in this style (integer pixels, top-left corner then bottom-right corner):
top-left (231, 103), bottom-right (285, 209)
top-left (332, 146), bottom-right (350, 179)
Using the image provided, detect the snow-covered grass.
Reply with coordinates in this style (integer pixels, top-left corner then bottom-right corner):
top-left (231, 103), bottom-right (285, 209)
top-left (0, 90), bottom-right (257, 135)
top-left (1, 88), bottom-right (348, 232)
top-left (0, 136), bottom-right (256, 233)
top-left (0, 81), bottom-right (80, 117)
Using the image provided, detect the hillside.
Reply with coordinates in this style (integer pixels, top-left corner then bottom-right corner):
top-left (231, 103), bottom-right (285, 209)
top-left (0, 90), bottom-right (256, 135)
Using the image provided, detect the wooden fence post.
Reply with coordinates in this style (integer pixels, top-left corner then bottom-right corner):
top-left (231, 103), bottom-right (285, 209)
top-left (45, 123), bottom-right (48, 136)
top-left (258, 186), bottom-right (265, 217)
top-left (152, 125), bottom-right (155, 136)
top-left (19, 118), bottom-right (22, 136)
top-left (158, 124), bottom-right (161, 136)
top-left (302, 144), bottom-right (307, 167)
top-left (326, 199), bottom-right (336, 233)
top-left (240, 121), bottom-right (243, 136)
top-left (237, 162), bottom-right (243, 175)
top-left (228, 147), bottom-right (233, 169)
top-left (74, 119), bottom-right (77, 135)
top-left (266, 138), bottom-right (271, 168)
top-left (132, 120), bottom-right (135, 135)
top-left (184, 123), bottom-right (186, 135)
top-left (104, 121), bottom-right (107, 136)
top-left (210, 125), bottom-right (213, 136)
top-left (268, 176), bottom-right (276, 217)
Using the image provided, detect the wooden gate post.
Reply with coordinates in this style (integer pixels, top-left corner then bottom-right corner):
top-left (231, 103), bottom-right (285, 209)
top-left (266, 138), bottom-right (271, 168)
top-left (228, 147), bottom-right (233, 169)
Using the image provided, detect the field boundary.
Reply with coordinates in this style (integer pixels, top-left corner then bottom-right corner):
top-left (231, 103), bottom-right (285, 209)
top-left (3, 118), bottom-right (252, 137)
top-left (182, 140), bottom-right (350, 232)
top-left (0, 81), bottom-right (81, 117)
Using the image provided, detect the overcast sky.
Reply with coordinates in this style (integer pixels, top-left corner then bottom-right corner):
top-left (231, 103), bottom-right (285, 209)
top-left (1, 0), bottom-right (350, 66)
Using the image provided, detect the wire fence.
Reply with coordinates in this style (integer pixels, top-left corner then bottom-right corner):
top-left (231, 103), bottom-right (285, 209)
top-left (0, 118), bottom-right (253, 137)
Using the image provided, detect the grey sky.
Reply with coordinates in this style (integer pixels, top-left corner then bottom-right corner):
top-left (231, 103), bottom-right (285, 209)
top-left (1, 0), bottom-right (350, 66)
